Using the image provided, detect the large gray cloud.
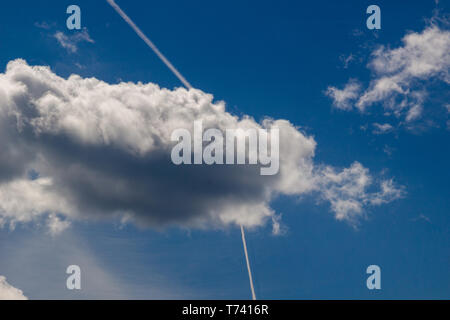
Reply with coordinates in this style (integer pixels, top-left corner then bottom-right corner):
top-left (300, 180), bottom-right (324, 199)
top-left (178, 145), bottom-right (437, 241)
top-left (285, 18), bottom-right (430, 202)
top-left (0, 59), bottom-right (404, 232)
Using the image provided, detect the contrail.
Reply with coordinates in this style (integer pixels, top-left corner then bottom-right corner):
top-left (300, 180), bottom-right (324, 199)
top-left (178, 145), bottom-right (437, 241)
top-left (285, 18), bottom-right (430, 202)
top-left (241, 225), bottom-right (257, 300)
top-left (106, 0), bottom-right (256, 300)
top-left (106, 0), bottom-right (193, 89)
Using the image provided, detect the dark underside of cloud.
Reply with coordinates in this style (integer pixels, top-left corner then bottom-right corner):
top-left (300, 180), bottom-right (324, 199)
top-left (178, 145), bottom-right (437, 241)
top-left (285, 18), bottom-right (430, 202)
top-left (0, 60), bottom-right (404, 232)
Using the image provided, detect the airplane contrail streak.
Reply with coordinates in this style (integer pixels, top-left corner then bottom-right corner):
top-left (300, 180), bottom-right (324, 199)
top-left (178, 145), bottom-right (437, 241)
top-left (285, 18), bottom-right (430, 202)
top-left (106, 0), bottom-right (256, 300)
top-left (241, 225), bottom-right (257, 300)
top-left (106, 0), bottom-right (193, 89)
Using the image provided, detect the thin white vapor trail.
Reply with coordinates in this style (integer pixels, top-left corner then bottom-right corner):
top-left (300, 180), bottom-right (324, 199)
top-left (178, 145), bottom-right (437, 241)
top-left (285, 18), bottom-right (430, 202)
top-left (241, 225), bottom-right (257, 300)
top-left (106, 0), bottom-right (257, 300)
top-left (106, 0), bottom-right (193, 89)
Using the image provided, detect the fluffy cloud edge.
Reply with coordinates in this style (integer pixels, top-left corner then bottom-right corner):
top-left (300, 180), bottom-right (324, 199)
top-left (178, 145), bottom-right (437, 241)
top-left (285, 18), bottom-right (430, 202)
top-left (0, 276), bottom-right (28, 300)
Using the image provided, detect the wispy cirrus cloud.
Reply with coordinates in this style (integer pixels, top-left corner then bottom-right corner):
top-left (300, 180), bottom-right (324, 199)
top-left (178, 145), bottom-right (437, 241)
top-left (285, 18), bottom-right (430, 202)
top-left (372, 123), bottom-right (394, 135)
top-left (34, 20), bottom-right (94, 54)
top-left (325, 80), bottom-right (361, 110)
top-left (54, 29), bottom-right (94, 53)
top-left (34, 21), bottom-right (54, 30)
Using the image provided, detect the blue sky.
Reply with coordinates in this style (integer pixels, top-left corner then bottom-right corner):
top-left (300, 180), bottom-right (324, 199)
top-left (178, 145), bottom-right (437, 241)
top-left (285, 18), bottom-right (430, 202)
top-left (0, 0), bottom-right (448, 299)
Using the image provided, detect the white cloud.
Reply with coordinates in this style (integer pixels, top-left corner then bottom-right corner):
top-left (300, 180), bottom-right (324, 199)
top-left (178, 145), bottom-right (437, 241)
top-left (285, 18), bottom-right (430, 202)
top-left (318, 163), bottom-right (405, 223)
top-left (0, 59), bottom-right (404, 230)
top-left (369, 179), bottom-right (405, 206)
top-left (339, 54), bottom-right (355, 69)
top-left (34, 21), bottom-right (53, 30)
top-left (0, 276), bottom-right (27, 300)
top-left (325, 80), bottom-right (361, 110)
top-left (372, 123), bottom-right (394, 134)
top-left (271, 214), bottom-right (285, 236)
top-left (0, 178), bottom-right (74, 227)
top-left (327, 24), bottom-right (450, 125)
top-left (54, 29), bottom-right (94, 53)
top-left (412, 213), bottom-right (431, 223)
top-left (405, 104), bottom-right (423, 122)
top-left (383, 145), bottom-right (394, 156)
top-left (46, 213), bottom-right (71, 235)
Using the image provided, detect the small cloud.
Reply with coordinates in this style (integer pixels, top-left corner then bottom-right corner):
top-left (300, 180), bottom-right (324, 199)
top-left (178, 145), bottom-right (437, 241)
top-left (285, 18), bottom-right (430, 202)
top-left (54, 28), bottom-right (94, 53)
top-left (372, 123), bottom-right (394, 134)
top-left (34, 21), bottom-right (54, 30)
top-left (271, 214), bottom-right (287, 236)
top-left (74, 62), bottom-right (85, 69)
top-left (405, 104), bottom-right (423, 122)
top-left (325, 80), bottom-right (361, 111)
top-left (383, 145), bottom-right (394, 156)
top-left (339, 54), bottom-right (355, 69)
top-left (318, 163), bottom-right (405, 225)
top-left (47, 214), bottom-right (71, 236)
top-left (411, 214), bottom-right (431, 223)
top-left (351, 29), bottom-right (364, 37)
